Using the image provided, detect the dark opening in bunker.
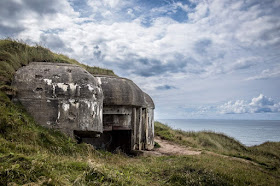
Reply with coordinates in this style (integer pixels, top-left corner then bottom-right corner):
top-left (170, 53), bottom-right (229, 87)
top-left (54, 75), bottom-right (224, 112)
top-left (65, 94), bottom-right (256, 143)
top-left (74, 130), bottom-right (132, 153)
top-left (35, 87), bottom-right (43, 92)
top-left (73, 130), bottom-right (99, 142)
top-left (35, 74), bottom-right (43, 79)
top-left (110, 130), bottom-right (131, 153)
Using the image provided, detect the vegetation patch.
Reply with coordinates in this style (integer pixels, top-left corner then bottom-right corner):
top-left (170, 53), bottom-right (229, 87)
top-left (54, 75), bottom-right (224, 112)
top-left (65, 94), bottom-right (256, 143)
top-left (155, 121), bottom-right (280, 172)
top-left (154, 141), bottom-right (161, 148)
top-left (0, 39), bottom-right (115, 91)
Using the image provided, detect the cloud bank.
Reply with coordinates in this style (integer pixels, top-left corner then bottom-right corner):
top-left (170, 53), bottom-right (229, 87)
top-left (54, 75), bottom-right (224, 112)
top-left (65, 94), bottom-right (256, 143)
top-left (1, 0), bottom-right (279, 79)
top-left (219, 94), bottom-right (280, 114)
top-left (0, 0), bottom-right (280, 119)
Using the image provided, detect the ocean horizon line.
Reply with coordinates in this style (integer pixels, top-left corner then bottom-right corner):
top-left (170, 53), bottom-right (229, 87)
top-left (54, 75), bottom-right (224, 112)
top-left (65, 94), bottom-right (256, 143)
top-left (157, 118), bottom-right (280, 121)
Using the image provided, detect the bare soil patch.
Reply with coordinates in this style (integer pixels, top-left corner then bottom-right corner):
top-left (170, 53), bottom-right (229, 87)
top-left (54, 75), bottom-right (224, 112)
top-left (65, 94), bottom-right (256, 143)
top-left (143, 137), bottom-right (201, 156)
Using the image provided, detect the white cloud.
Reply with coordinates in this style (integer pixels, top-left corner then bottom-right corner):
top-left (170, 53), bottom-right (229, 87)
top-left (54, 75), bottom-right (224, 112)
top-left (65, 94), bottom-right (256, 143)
top-left (188, 1), bottom-right (209, 21)
top-left (127, 8), bottom-right (135, 18)
top-left (175, 2), bottom-right (189, 12)
top-left (219, 94), bottom-right (280, 114)
top-left (86, 0), bottom-right (132, 21)
top-left (246, 66), bottom-right (280, 80)
top-left (2, 0), bottom-right (277, 80)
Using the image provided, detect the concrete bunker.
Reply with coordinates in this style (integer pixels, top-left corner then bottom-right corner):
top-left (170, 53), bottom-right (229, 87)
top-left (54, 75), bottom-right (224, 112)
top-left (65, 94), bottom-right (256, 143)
top-left (13, 62), bottom-right (155, 153)
top-left (81, 75), bottom-right (144, 152)
top-left (86, 75), bottom-right (155, 152)
top-left (12, 62), bottom-right (103, 137)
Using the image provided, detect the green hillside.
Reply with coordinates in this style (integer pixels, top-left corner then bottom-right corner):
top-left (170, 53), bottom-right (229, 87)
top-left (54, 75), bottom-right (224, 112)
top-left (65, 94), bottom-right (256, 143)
top-left (0, 39), bottom-right (115, 96)
top-left (0, 39), bottom-right (279, 185)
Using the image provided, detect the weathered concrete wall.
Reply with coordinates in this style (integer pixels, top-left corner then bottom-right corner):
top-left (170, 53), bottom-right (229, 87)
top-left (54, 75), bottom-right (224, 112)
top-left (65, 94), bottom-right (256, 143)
top-left (145, 108), bottom-right (154, 150)
top-left (13, 62), bottom-right (103, 136)
top-left (95, 76), bottom-right (145, 107)
top-left (103, 106), bottom-right (132, 131)
top-left (144, 93), bottom-right (155, 150)
top-left (133, 107), bottom-right (142, 150)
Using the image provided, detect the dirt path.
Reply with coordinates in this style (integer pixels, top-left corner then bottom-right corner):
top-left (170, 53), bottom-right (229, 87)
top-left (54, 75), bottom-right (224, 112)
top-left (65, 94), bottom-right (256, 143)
top-left (140, 137), bottom-right (280, 179)
top-left (147, 137), bottom-right (258, 165)
top-left (143, 137), bottom-right (201, 156)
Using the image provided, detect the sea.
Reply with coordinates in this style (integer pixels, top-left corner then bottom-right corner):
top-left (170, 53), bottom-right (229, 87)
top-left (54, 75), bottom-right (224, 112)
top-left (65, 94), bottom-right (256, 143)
top-left (157, 119), bottom-right (280, 146)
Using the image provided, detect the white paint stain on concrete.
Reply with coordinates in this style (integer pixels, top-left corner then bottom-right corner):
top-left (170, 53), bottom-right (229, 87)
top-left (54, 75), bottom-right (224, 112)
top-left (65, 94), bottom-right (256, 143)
top-left (99, 107), bottom-right (103, 122)
top-left (57, 83), bottom-right (68, 92)
top-left (69, 83), bottom-right (78, 91)
top-left (97, 87), bottom-right (102, 94)
top-left (57, 111), bottom-right (60, 120)
top-left (69, 99), bottom-right (79, 109)
top-left (62, 103), bottom-right (70, 111)
top-left (87, 84), bottom-right (95, 92)
top-left (96, 77), bottom-right (102, 85)
top-left (52, 85), bottom-right (55, 96)
top-left (43, 79), bottom-right (52, 85)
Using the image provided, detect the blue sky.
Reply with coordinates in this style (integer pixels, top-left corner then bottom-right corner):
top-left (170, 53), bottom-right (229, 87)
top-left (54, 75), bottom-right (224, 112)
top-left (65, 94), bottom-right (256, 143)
top-left (1, 0), bottom-right (280, 119)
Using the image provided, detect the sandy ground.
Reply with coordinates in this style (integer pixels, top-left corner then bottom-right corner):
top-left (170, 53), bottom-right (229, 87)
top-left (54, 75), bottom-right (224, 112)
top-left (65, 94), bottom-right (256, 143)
top-left (142, 136), bottom-right (201, 156)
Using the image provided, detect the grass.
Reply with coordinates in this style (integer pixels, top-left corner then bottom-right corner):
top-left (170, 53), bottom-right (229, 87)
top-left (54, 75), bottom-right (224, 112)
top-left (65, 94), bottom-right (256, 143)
top-left (0, 39), bottom-right (115, 95)
top-left (155, 121), bottom-right (249, 154)
top-left (155, 121), bottom-right (280, 174)
top-left (1, 98), bottom-right (279, 186)
top-left (0, 39), bottom-right (279, 185)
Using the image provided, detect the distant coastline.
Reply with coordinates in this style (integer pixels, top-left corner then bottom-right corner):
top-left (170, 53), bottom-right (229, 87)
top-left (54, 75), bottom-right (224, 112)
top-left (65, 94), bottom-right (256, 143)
top-left (158, 119), bottom-right (280, 146)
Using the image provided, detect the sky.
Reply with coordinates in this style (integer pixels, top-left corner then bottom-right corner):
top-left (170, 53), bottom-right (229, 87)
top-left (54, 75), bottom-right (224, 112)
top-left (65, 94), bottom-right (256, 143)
top-left (1, 0), bottom-right (280, 120)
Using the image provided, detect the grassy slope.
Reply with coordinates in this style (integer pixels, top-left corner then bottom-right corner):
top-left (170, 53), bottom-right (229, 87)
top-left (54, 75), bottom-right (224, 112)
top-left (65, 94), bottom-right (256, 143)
top-left (0, 39), bottom-right (115, 93)
top-left (0, 40), bottom-right (279, 185)
top-left (155, 122), bottom-right (280, 171)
